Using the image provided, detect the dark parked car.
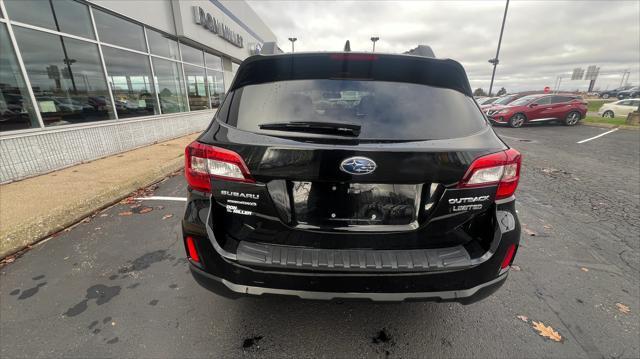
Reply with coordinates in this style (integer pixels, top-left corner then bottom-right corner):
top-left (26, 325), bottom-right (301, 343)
top-left (182, 52), bottom-right (522, 303)
top-left (480, 93), bottom-right (528, 111)
top-left (486, 94), bottom-right (587, 127)
top-left (616, 86), bottom-right (639, 99)
top-left (599, 85), bottom-right (634, 99)
top-left (476, 97), bottom-right (499, 106)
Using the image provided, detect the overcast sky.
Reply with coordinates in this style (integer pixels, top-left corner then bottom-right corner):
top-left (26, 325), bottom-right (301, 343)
top-left (247, 0), bottom-right (640, 93)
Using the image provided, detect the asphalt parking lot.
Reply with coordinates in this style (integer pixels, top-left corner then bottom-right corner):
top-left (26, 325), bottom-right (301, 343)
top-left (1, 123), bottom-right (638, 358)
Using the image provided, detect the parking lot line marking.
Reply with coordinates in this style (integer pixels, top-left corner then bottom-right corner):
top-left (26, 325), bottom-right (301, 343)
top-left (133, 196), bottom-right (187, 201)
top-left (577, 128), bottom-right (619, 144)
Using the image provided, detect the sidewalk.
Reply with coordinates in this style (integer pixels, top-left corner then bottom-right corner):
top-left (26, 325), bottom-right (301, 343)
top-left (0, 133), bottom-right (199, 258)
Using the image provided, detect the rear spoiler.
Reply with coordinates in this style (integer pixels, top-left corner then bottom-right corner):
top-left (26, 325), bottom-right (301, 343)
top-left (229, 53), bottom-right (473, 97)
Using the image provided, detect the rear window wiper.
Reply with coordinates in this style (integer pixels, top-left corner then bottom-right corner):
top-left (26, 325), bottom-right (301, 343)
top-left (258, 121), bottom-right (361, 137)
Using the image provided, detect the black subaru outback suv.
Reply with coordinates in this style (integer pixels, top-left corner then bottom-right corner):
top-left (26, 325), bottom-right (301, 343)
top-left (182, 52), bottom-right (522, 304)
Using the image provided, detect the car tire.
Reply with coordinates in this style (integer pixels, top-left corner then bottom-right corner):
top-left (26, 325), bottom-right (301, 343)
top-left (508, 114), bottom-right (526, 128)
top-left (603, 110), bottom-right (614, 118)
top-left (602, 93), bottom-right (610, 99)
top-left (564, 111), bottom-right (581, 126)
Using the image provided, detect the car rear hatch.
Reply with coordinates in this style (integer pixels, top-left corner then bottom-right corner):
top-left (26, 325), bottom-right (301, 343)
top-left (188, 53), bottom-right (518, 266)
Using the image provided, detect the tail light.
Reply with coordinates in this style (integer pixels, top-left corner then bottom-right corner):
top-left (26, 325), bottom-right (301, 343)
top-left (501, 243), bottom-right (516, 269)
top-left (185, 236), bottom-right (200, 263)
top-left (185, 141), bottom-right (254, 193)
top-left (458, 148), bottom-right (521, 200)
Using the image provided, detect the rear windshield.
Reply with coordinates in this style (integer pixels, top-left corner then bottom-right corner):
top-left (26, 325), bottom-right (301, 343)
top-left (228, 79), bottom-right (486, 141)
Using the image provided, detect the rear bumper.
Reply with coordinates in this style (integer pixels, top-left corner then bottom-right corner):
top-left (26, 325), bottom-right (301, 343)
top-left (189, 263), bottom-right (508, 304)
top-left (182, 192), bottom-right (521, 304)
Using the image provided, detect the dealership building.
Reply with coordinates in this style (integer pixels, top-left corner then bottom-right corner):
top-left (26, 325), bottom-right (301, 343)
top-left (0, 0), bottom-right (278, 183)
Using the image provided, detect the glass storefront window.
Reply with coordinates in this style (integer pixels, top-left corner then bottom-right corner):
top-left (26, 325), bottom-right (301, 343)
top-left (180, 43), bottom-right (204, 66)
top-left (146, 29), bottom-right (179, 60)
top-left (204, 52), bottom-right (223, 71)
top-left (93, 8), bottom-right (146, 52)
top-left (184, 65), bottom-right (208, 111)
top-left (13, 27), bottom-right (115, 126)
top-left (0, 24), bottom-right (39, 131)
top-left (4, 0), bottom-right (94, 39)
top-left (102, 47), bottom-right (158, 118)
top-left (232, 62), bottom-right (241, 73)
top-left (151, 58), bottom-right (187, 114)
top-left (206, 69), bottom-right (225, 109)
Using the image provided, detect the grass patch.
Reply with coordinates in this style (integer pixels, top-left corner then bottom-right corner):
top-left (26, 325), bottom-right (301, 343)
top-left (586, 99), bottom-right (608, 112)
top-left (583, 116), bottom-right (629, 126)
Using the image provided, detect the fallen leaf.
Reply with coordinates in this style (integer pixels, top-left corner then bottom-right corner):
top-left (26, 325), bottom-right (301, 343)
top-left (580, 267), bottom-right (589, 272)
top-left (511, 265), bottom-right (521, 271)
top-left (531, 321), bottom-right (563, 342)
top-left (100, 213), bottom-right (109, 217)
top-left (156, 205), bottom-right (165, 210)
top-left (95, 227), bottom-right (102, 231)
top-left (523, 227), bottom-right (537, 236)
top-left (130, 204), bottom-right (142, 209)
top-left (616, 303), bottom-right (630, 314)
top-left (162, 214), bottom-right (174, 220)
top-left (517, 315), bottom-right (528, 322)
top-left (139, 207), bottom-right (153, 214)
top-left (81, 218), bottom-right (91, 223)
top-left (543, 225), bottom-right (552, 230)
top-left (118, 211), bottom-right (133, 216)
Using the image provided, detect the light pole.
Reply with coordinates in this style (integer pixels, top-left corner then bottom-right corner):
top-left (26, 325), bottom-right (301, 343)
top-left (288, 37), bottom-right (297, 53)
top-left (488, 0), bottom-right (509, 96)
top-left (370, 36), bottom-right (379, 52)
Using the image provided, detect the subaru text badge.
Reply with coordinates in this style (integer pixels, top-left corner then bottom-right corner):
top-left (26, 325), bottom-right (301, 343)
top-left (340, 157), bottom-right (377, 175)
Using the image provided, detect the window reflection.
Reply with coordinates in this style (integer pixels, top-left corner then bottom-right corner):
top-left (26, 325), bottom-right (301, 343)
top-left (151, 58), bottom-right (187, 114)
top-left (13, 27), bottom-right (115, 126)
top-left (184, 65), bottom-right (208, 110)
top-left (147, 29), bottom-right (179, 60)
top-left (205, 52), bottom-right (223, 71)
top-left (0, 24), bottom-right (39, 131)
top-left (93, 8), bottom-right (146, 51)
top-left (204, 53), bottom-right (225, 108)
top-left (102, 47), bottom-right (158, 118)
top-left (206, 69), bottom-right (225, 108)
top-left (180, 43), bottom-right (204, 66)
top-left (4, 0), bottom-right (95, 39)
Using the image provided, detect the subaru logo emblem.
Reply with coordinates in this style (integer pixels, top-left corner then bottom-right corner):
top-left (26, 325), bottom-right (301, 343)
top-left (339, 157), bottom-right (377, 175)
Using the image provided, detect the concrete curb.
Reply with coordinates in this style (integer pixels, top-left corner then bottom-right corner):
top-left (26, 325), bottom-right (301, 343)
top-left (581, 122), bottom-right (639, 131)
top-left (0, 158), bottom-right (184, 259)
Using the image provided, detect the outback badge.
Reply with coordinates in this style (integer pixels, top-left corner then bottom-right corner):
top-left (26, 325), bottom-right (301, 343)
top-left (340, 157), bottom-right (377, 175)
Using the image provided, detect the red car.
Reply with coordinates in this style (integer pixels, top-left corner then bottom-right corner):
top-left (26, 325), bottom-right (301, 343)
top-left (486, 94), bottom-right (587, 128)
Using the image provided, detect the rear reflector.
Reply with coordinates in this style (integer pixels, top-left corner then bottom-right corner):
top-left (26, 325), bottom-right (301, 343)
top-left (185, 141), bottom-right (254, 193)
top-left (186, 236), bottom-right (200, 263)
top-left (501, 244), bottom-right (516, 269)
top-left (458, 148), bottom-right (521, 200)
